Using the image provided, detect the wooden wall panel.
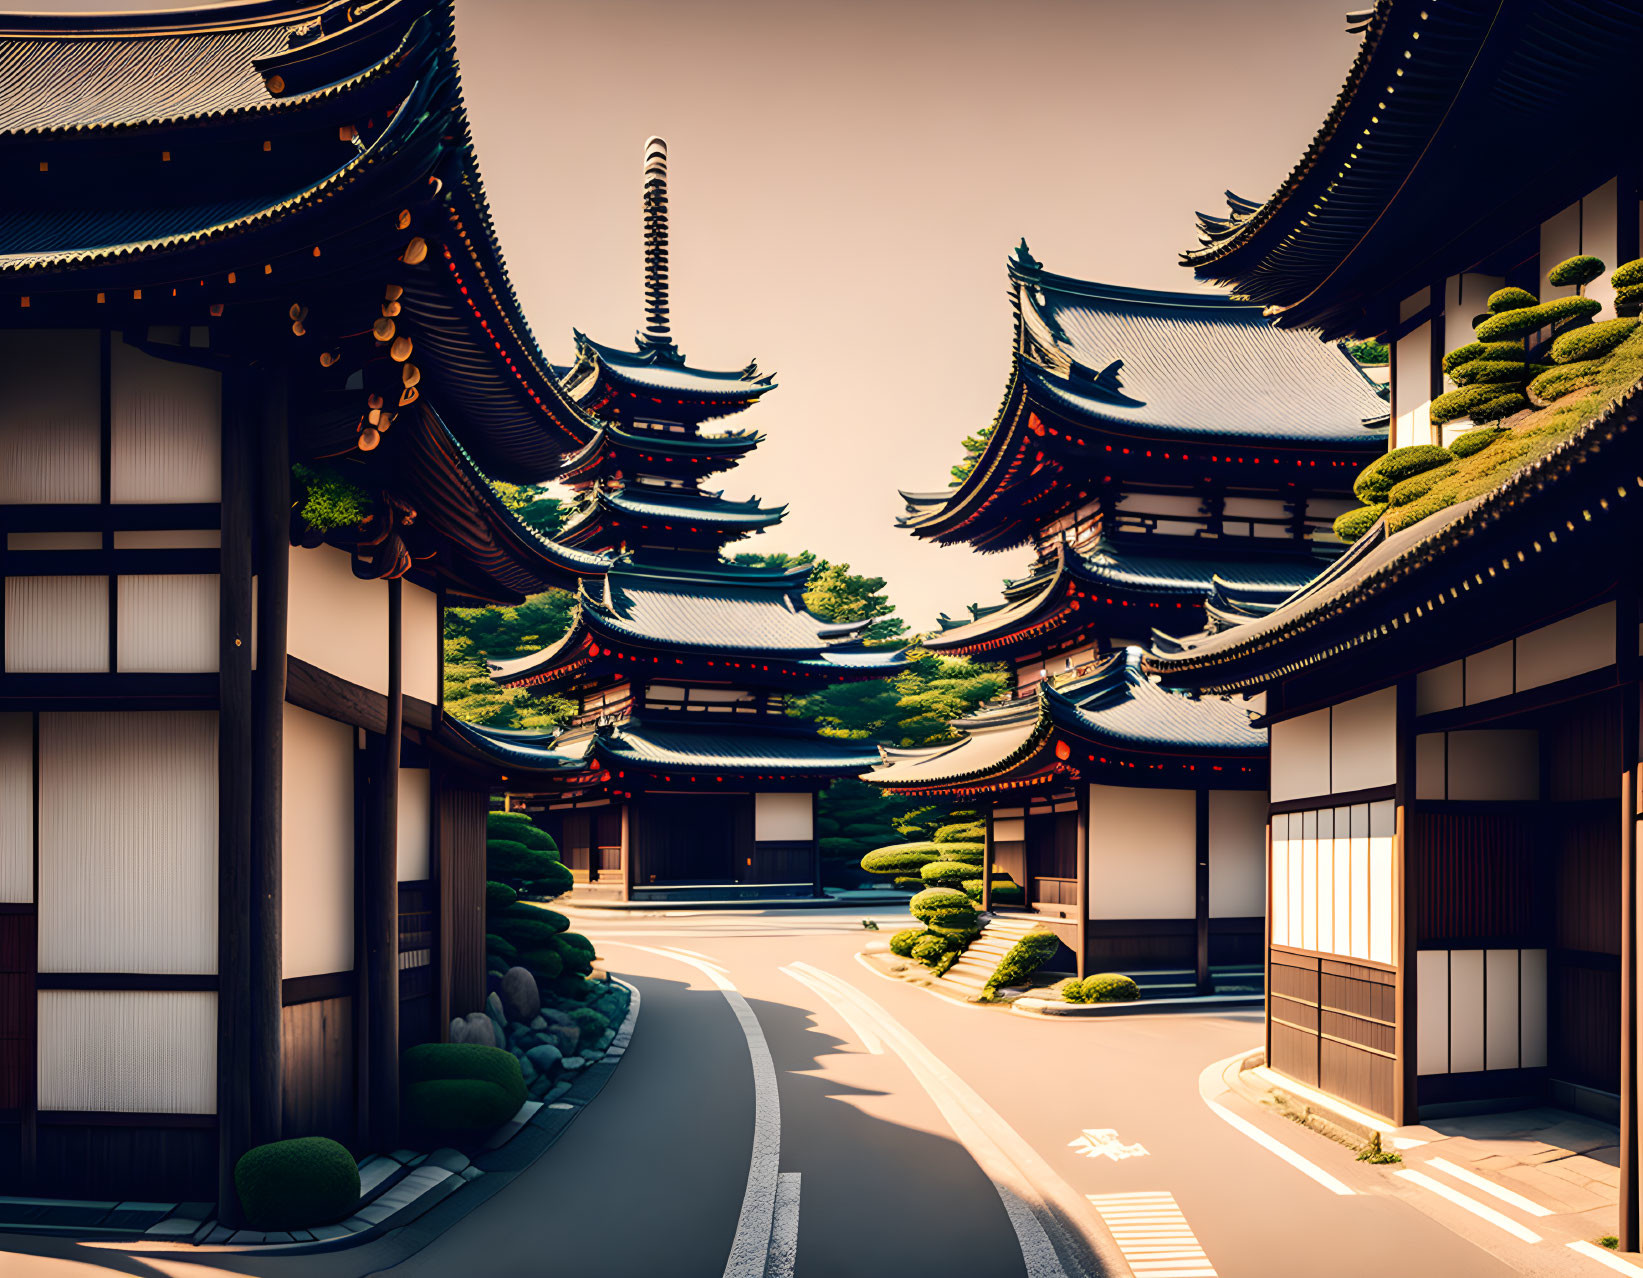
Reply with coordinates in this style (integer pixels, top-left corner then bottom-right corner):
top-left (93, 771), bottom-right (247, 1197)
top-left (1554, 810), bottom-right (1621, 956)
top-left (34, 1121), bottom-right (215, 1200)
top-left (438, 784), bottom-right (487, 1019)
top-left (1551, 960), bottom-right (1621, 1094)
top-left (0, 914), bottom-right (32, 1115)
top-left (1321, 1039), bottom-right (1395, 1118)
top-left (1271, 1021), bottom-right (1319, 1087)
top-left (1411, 811), bottom-right (1541, 946)
top-left (281, 995), bottom-right (356, 1149)
top-left (1542, 694), bottom-right (1620, 803)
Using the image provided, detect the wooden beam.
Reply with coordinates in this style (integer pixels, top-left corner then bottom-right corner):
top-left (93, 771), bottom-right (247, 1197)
top-left (250, 366), bottom-right (287, 1150)
top-left (1393, 678), bottom-right (1419, 1126)
top-left (366, 580), bottom-right (403, 1150)
top-left (284, 655), bottom-right (435, 733)
top-left (1195, 789), bottom-right (1211, 995)
top-left (980, 808), bottom-right (994, 915)
top-left (216, 367), bottom-right (255, 1226)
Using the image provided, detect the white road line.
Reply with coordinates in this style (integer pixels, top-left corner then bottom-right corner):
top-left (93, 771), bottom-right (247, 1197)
top-left (1570, 1241), bottom-right (1643, 1273)
top-left (779, 964), bottom-right (885, 1054)
top-left (660, 945), bottom-right (729, 973)
top-left (1426, 1157), bottom-right (1554, 1217)
top-left (793, 960), bottom-right (1113, 1278)
top-left (1393, 1169), bottom-right (1543, 1244)
top-left (662, 944), bottom-right (719, 959)
top-left (1088, 1192), bottom-right (1216, 1277)
top-left (608, 943), bottom-right (782, 1278)
top-left (766, 1172), bottom-right (800, 1278)
top-left (1196, 1054), bottom-right (1354, 1196)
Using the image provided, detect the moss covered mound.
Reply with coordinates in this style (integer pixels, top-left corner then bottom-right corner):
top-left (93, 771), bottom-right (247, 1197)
top-left (1530, 360), bottom-right (1607, 405)
top-left (1475, 295), bottom-right (1602, 341)
top-left (1443, 340), bottom-right (1524, 375)
top-left (919, 858), bottom-right (976, 888)
top-left (1550, 317), bottom-right (1639, 365)
top-left (1064, 973), bottom-right (1142, 1004)
top-left (1353, 445), bottom-right (1454, 502)
top-left (235, 1137), bottom-right (359, 1231)
top-left (1449, 427), bottom-right (1506, 458)
top-left (861, 842), bottom-right (943, 876)
top-left (889, 928), bottom-right (924, 958)
top-left (1548, 254), bottom-right (1606, 288)
top-left (985, 930), bottom-right (1060, 994)
top-left (402, 1043), bottom-right (527, 1138)
top-left (1486, 286), bottom-right (1538, 313)
top-left (1449, 359), bottom-right (1547, 387)
top-left (1333, 502), bottom-right (1387, 544)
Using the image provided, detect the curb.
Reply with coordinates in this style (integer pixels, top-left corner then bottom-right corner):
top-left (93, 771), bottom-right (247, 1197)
top-left (1221, 1049), bottom-right (1390, 1151)
top-left (1014, 993), bottom-right (1265, 1018)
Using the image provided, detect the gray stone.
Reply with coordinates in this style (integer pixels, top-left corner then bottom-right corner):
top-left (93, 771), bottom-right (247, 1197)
top-left (526, 1043), bottom-right (563, 1075)
top-left (500, 966), bottom-right (541, 1023)
top-left (450, 1011), bottom-right (497, 1049)
top-left (561, 1055), bottom-right (586, 1071)
top-left (530, 1015), bottom-right (548, 1031)
top-left (518, 1055), bottom-right (537, 1082)
top-left (540, 1007), bottom-right (574, 1028)
top-left (485, 991), bottom-right (506, 1029)
top-left (545, 1024), bottom-right (580, 1054)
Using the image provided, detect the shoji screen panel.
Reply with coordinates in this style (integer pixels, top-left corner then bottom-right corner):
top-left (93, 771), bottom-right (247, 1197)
top-left (0, 713), bottom-right (30, 902)
top-left (755, 793), bottom-right (813, 842)
top-left (4, 576), bottom-right (109, 673)
top-left (1272, 801), bottom-right (1396, 965)
top-left (0, 329), bottom-right (100, 504)
top-left (402, 582), bottom-right (440, 704)
top-left (283, 705), bottom-right (354, 978)
top-left (37, 712), bottom-right (219, 974)
top-left (117, 575), bottom-right (218, 673)
top-left (38, 990), bottom-right (215, 1113)
top-left (397, 767), bottom-right (431, 882)
top-left (109, 340), bottom-right (221, 504)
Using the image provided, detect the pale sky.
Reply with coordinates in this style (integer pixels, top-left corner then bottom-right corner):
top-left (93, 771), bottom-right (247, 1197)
top-left (25, 0), bottom-right (1361, 631)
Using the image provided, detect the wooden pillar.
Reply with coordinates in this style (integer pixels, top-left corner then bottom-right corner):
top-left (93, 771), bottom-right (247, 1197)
top-left (623, 798), bottom-right (636, 902)
top-left (1264, 816), bottom-right (1274, 1071)
top-left (811, 790), bottom-right (822, 899)
top-left (1075, 785), bottom-right (1090, 978)
top-left (249, 367), bottom-right (287, 1150)
top-left (432, 767), bottom-right (453, 1038)
top-left (216, 368), bottom-right (255, 1224)
top-left (1619, 591), bottom-right (1640, 1250)
top-left (980, 807), bottom-right (994, 915)
top-left (1393, 678), bottom-right (1419, 1126)
top-left (1195, 789), bottom-right (1211, 995)
top-left (366, 580), bottom-right (403, 1150)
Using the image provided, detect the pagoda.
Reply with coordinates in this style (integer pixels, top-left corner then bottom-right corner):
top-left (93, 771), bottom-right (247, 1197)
top-left (865, 249), bottom-right (1390, 984)
top-left (475, 139), bottom-right (904, 903)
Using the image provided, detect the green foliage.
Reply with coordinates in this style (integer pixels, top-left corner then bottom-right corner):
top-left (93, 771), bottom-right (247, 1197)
top-left (568, 1006), bottom-right (609, 1038)
top-left (444, 591), bottom-right (578, 731)
top-left (861, 841), bottom-right (943, 877)
top-left (1448, 359), bottom-right (1546, 387)
top-left (1345, 339), bottom-right (1388, 366)
top-left (1599, 1235), bottom-right (1622, 1251)
top-left (950, 423), bottom-right (994, 485)
top-left (485, 933), bottom-right (516, 961)
top-left (933, 821), bottom-right (985, 843)
top-left (985, 930), bottom-right (1060, 994)
top-left (1613, 259), bottom-right (1643, 289)
top-left (1448, 427), bottom-right (1506, 458)
top-left (485, 881), bottom-right (518, 912)
top-left (929, 950), bottom-right (961, 977)
top-left (889, 928), bottom-right (925, 958)
top-left (919, 859), bottom-right (978, 888)
top-left (1474, 295), bottom-right (1602, 341)
top-left (292, 463), bottom-right (372, 532)
top-left (488, 839), bottom-right (571, 898)
top-left (1442, 341), bottom-right (1523, 375)
top-left (1550, 317), bottom-right (1640, 365)
top-left (1529, 360), bottom-right (1606, 405)
top-left (235, 1137), bottom-right (358, 1231)
top-left (961, 877), bottom-right (1023, 904)
top-left (1333, 503), bottom-right (1387, 543)
top-left (1468, 391), bottom-right (1531, 424)
top-left (1387, 462), bottom-right (1458, 507)
top-left (489, 482), bottom-right (568, 539)
top-left (800, 558), bottom-right (906, 644)
top-left (909, 887), bottom-right (979, 936)
top-left (1356, 1131), bottom-right (1403, 1164)
top-left (1063, 972), bottom-right (1141, 1003)
top-left (489, 906), bottom-right (571, 958)
top-left (488, 811), bottom-right (557, 851)
top-left (1486, 286), bottom-right (1538, 313)
top-left (402, 1043), bottom-right (527, 1137)
top-left (1353, 445), bottom-right (1454, 503)
top-left (1548, 255), bottom-right (1605, 288)
top-left (553, 932), bottom-right (597, 975)
top-left (1432, 382), bottom-right (1512, 426)
top-left (936, 843), bottom-right (985, 865)
top-left (1617, 285), bottom-right (1643, 318)
top-left (910, 933), bottom-right (950, 965)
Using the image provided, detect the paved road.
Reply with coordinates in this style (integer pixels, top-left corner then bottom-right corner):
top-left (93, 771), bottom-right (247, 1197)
top-left (5, 905), bottom-right (1623, 1278)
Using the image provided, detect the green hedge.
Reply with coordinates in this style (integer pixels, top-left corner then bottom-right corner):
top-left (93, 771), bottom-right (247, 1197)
top-left (553, 931), bottom-right (596, 975)
top-left (889, 928), bottom-right (925, 958)
top-left (235, 1137), bottom-right (359, 1231)
top-left (1550, 317), bottom-right (1640, 365)
top-left (1448, 359), bottom-right (1546, 387)
top-left (1547, 254), bottom-right (1606, 288)
top-left (488, 839), bottom-right (572, 898)
top-left (1468, 390), bottom-right (1531, 423)
top-left (1530, 359), bottom-right (1606, 404)
top-left (1064, 973), bottom-right (1141, 1004)
top-left (961, 877), bottom-right (1024, 904)
top-left (1353, 445), bottom-right (1454, 503)
top-left (1449, 427), bottom-right (1506, 458)
top-left (933, 821), bottom-right (984, 843)
top-left (485, 881), bottom-right (518, 912)
top-left (1486, 286), bottom-right (1538, 314)
top-left (1442, 340), bottom-right (1523, 375)
top-left (919, 859), bottom-right (976, 888)
top-left (935, 843), bottom-right (985, 866)
top-left (569, 1006), bottom-right (609, 1037)
top-left (1431, 382), bottom-right (1509, 425)
top-left (1612, 259), bottom-right (1643, 289)
top-left (860, 842), bottom-right (943, 876)
top-left (1618, 284), bottom-right (1643, 317)
top-left (1387, 462), bottom-right (1458, 507)
top-left (985, 930), bottom-right (1060, 994)
top-left (487, 811), bottom-right (557, 852)
top-left (1333, 503), bottom-right (1386, 543)
top-left (1475, 295), bottom-right (1602, 341)
top-left (910, 933), bottom-right (951, 966)
top-left (514, 946), bottom-right (565, 980)
top-left (402, 1043), bottom-right (526, 1138)
top-left (909, 886), bottom-right (971, 920)
top-left (485, 932), bottom-right (516, 961)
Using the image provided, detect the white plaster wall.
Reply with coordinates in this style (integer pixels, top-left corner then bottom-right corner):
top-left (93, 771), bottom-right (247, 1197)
top-left (1443, 275), bottom-right (1504, 389)
top-left (1208, 789), bottom-right (1265, 918)
top-left (1088, 784), bottom-right (1194, 919)
top-left (288, 544), bottom-right (389, 695)
top-left (1446, 730), bottom-right (1539, 802)
top-left (403, 581), bottom-right (440, 705)
top-left (282, 704), bottom-right (355, 978)
top-left (1541, 201), bottom-right (1584, 302)
top-left (1486, 949), bottom-right (1521, 1071)
top-left (1271, 813), bottom-right (1291, 947)
top-left (1464, 642), bottom-right (1515, 704)
top-left (1271, 708), bottom-right (1330, 802)
top-left (1515, 602), bottom-right (1614, 691)
top-left (756, 792), bottom-right (814, 841)
top-left (1330, 687), bottom-right (1397, 793)
top-left (109, 340), bottom-right (221, 504)
top-left (38, 990), bottom-right (215, 1113)
top-left (1449, 949), bottom-right (1486, 1073)
top-left (1581, 179), bottom-right (1621, 317)
top-left (0, 713), bottom-right (31, 902)
top-left (397, 766), bottom-right (431, 882)
top-left (0, 330), bottom-right (100, 504)
top-left (1416, 660), bottom-right (1464, 715)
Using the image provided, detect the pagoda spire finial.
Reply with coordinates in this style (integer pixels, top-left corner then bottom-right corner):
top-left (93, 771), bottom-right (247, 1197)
top-left (638, 136), bottom-right (675, 356)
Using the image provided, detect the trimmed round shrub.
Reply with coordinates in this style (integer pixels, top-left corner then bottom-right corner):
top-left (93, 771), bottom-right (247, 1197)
top-left (910, 933), bottom-right (951, 966)
top-left (1617, 284), bottom-right (1643, 318)
top-left (1486, 286), bottom-right (1538, 314)
top-left (514, 947), bottom-right (566, 980)
top-left (1548, 255), bottom-right (1605, 288)
top-left (1352, 444), bottom-right (1454, 503)
top-left (985, 930), bottom-right (1060, 993)
top-left (235, 1137), bottom-right (359, 1231)
top-left (1333, 503), bottom-right (1386, 543)
top-left (1530, 359), bottom-right (1606, 404)
top-left (860, 842), bottom-right (942, 876)
top-left (552, 931), bottom-right (596, 975)
top-left (402, 1043), bottom-right (526, 1138)
top-left (1442, 340), bottom-right (1523, 375)
top-left (926, 910), bottom-right (980, 938)
top-left (889, 927), bottom-right (925, 958)
top-left (892, 876), bottom-right (924, 890)
top-left (489, 839), bottom-right (572, 898)
top-left (485, 932), bottom-right (517, 961)
top-left (989, 879), bottom-right (1025, 905)
top-left (1387, 462), bottom-right (1457, 507)
top-left (1613, 259), bottom-right (1643, 289)
top-left (488, 811), bottom-right (557, 852)
top-left (936, 843), bottom-right (985, 865)
top-left (486, 881), bottom-right (518, 912)
top-left (1550, 317), bottom-right (1640, 365)
top-left (909, 886), bottom-right (972, 922)
top-left (569, 1006), bottom-right (609, 1038)
top-left (920, 859), bottom-right (976, 888)
top-left (1432, 382), bottom-right (1508, 425)
top-left (960, 876), bottom-right (1022, 903)
top-left (1064, 973), bottom-right (1141, 1004)
top-left (1468, 391), bottom-right (1531, 423)
top-left (933, 821), bottom-right (984, 843)
top-left (1448, 427), bottom-right (1506, 458)
top-left (1448, 359), bottom-right (1546, 387)
top-left (1475, 295), bottom-right (1602, 341)
top-left (929, 950), bottom-right (961, 978)
top-left (491, 907), bottom-right (571, 954)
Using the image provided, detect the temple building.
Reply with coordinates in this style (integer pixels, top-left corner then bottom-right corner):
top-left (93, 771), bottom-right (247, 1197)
top-left (1149, 0), bottom-right (1643, 1246)
top-left (866, 248), bottom-right (1389, 984)
top-left (0, 0), bottom-right (614, 1212)
top-left (474, 139), bottom-right (905, 904)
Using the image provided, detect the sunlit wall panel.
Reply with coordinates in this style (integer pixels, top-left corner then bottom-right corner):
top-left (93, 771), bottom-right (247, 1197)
top-left (403, 581), bottom-right (440, 704)
top-left (288, 545), bottom-right (388, 694)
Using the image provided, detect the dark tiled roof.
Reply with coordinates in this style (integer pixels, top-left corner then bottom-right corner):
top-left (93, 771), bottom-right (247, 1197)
top-left (599, 721), bottom-right (881, 774)
top-left (567, 333), bottom-right (775, 400)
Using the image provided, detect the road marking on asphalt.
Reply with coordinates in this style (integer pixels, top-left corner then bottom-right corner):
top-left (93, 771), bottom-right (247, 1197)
top-left (767, 1172), bottom-right (800, 1278)
top-left (779, 963), bottom-right (885, 1054)
top-left (659, 945), bottom-right (729, 973)
top-left (1196, 1053), bottom-right (1354, 1196)
top-left (802, 959), bottom-right (1119, 1278)
top-left (608, 944), bottom-right (783, 1278)
top-left (1068, 1128), bottom-right (1148, 1161)
top-left (1570, 1240), bottom-right (1643, 1273)
top-left (662, 944), bottom-right (721, 959)
top-left (1393, 1169), bottom-right (1543, 1244)
top-left (1425, 1156), bottom-right (1554, 1217)
top-left (1087, 1192), bottom-right (1216, 1277)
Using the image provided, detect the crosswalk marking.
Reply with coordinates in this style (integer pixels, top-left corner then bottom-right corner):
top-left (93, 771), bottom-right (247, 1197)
top-left (1087, 1192), bottom-right (1216, 1278)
